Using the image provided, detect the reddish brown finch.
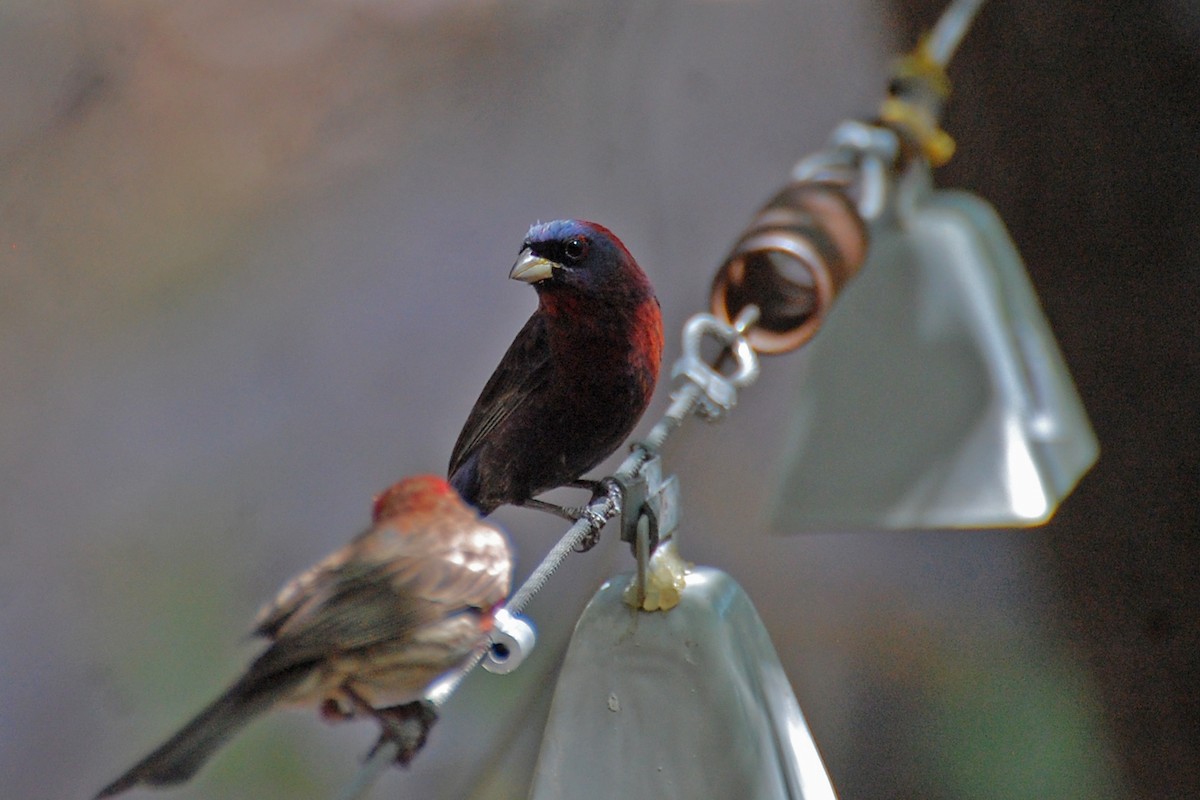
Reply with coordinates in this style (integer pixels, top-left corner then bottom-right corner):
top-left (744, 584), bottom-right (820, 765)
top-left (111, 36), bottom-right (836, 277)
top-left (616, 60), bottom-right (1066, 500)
top-left (449, 219), bottom-right (663, 516)
top-left (96, 475), bottom-right (512, 798)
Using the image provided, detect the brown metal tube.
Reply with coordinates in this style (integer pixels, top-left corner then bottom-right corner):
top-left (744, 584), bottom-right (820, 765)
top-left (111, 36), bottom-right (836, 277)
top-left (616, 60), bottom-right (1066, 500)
top-left (710, 182), bottom-right (868, 354)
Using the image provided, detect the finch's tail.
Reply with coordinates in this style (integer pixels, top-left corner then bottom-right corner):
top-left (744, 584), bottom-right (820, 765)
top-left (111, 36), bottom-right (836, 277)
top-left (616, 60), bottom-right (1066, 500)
top-left (94, 665), bottom-right (309, 798)
top-left (448, 453), bottom-right (496, 515)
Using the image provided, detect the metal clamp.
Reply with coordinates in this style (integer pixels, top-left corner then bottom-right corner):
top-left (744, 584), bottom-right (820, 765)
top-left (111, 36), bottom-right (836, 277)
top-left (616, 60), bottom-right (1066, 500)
top-left (617, 455), bottom-right (681, 554)
top-left (613, 454), bottom-right (683, 609)
top-left (616, 467), bottom-right (652, 553)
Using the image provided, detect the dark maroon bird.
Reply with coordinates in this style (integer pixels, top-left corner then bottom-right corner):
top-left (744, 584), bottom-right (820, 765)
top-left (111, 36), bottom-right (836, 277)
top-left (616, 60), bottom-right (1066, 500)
top-left (96, 475), bottom-right (512, 798)
top-left (449, 219), bottom-right (663, 515)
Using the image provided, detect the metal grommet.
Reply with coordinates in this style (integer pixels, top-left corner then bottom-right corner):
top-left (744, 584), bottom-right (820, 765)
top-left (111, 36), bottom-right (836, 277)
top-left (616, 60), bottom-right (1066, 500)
top-left (482, 609), bottom-right (536, 675)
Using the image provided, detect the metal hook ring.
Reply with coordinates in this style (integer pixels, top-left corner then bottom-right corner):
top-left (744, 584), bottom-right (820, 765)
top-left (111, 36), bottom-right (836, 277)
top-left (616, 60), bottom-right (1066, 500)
top-left (681, 313), bottom-right (759, 388)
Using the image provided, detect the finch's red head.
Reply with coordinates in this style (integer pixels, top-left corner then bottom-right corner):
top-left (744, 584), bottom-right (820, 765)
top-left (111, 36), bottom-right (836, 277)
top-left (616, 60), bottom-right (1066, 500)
top-left (371, 475), bottom-right (462, 522)
top-left (510, 219), bottom-right (652, 301)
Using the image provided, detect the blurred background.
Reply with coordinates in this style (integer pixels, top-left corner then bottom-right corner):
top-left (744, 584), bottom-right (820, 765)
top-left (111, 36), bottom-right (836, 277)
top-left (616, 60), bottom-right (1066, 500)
top-left (2, 1), bottom-right (1196, 798)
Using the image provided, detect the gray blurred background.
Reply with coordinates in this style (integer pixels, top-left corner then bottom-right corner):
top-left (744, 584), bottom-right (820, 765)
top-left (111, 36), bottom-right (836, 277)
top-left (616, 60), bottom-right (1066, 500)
top-left (2, 1), bottom-right (1196, 798)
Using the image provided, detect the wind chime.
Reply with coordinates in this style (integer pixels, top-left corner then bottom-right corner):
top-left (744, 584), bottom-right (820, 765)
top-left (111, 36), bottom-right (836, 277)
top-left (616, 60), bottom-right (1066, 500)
top-left (97, 0), bottom-right (1099, 796)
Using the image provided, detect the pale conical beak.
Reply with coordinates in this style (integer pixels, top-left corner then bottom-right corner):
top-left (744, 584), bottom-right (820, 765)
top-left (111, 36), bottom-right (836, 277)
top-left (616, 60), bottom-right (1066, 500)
top-left (510, 249), bottom-right (557, 283)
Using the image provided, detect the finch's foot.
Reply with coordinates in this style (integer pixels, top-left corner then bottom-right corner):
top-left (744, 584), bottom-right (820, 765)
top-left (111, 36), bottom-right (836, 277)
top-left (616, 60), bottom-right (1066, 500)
top-left (339, 688), bottom-right (439, 767)
top-left (520, 480), bottom-right (617, 528)
top-left (518, 497), bottom-right (580, 522)
top-left (573, 526), bottom-right (602, 553)
top-left (319, 697), bottom-right (355, 722)
top-left (369, 701), bottom-right (440, 767)
top-left (518, 498), bottom-right (609, 551)
top-left (519, 480), bottom-right (621, 552)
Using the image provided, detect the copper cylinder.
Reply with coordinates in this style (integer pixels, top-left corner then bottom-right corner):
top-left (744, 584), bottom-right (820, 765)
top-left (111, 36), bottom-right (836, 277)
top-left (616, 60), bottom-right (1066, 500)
top-left (710, 182), bottom-right (868, 354)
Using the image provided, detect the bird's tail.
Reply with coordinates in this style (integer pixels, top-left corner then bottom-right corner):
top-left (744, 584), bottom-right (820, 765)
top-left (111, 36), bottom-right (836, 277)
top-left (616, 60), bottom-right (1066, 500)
top-left (95, 665), bottom-right (309, 798)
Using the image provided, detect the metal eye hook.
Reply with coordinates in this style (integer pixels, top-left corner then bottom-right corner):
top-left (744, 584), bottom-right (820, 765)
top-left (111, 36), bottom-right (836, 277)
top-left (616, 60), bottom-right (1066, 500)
top-left (672, 311), bottom-right (760, 419)
top-left (687, 311), bottom-right (760, 385)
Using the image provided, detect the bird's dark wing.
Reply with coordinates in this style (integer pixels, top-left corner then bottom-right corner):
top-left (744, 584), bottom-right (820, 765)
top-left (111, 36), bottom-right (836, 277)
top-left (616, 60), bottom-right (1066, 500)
top-left (447, 311), bottom-right (553, 477)
top-left (249, 514), bottom-right (509, 680)
top-left (251, 528), bottom-right (381, 640)
top-left (248, 560), bottom-right (438, 681)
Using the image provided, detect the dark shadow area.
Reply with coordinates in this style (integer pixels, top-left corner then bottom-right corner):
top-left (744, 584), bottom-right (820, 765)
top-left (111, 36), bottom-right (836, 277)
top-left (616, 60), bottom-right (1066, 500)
top-left (889, 2), bottom-right (1200, 797)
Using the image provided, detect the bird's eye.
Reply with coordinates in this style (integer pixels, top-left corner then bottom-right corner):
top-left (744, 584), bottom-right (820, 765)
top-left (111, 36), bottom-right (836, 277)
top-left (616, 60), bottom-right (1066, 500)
top-left (563, 236), bottom-right (588, 263)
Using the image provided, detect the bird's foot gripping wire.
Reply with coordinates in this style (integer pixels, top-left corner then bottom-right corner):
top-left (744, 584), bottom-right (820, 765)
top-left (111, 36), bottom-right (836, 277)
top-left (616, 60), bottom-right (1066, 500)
top-left (568, 478), bottom-right (622, 551)
top-left (519, 498), bottom-right (583, 523)
top-left (368, 700), bottom-right (439, 767)
top-left (519, 479), bottom-right (621, 551)
top-left (340, 688), bottom-right (439, 767)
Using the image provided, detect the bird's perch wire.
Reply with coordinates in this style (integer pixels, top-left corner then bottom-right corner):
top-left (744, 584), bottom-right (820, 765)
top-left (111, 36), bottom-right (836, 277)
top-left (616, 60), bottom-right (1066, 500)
top-left (926, 0), bottom-right (987, 66)
top-left (335, 744), bottom-right (398, 800)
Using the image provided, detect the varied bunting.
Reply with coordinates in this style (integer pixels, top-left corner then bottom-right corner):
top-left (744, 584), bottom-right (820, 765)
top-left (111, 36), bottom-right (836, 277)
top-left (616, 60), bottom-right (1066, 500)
top-left (96, 475), bottom-right (512, 797)
top-left (448, 220), bottom-right (663, 515)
